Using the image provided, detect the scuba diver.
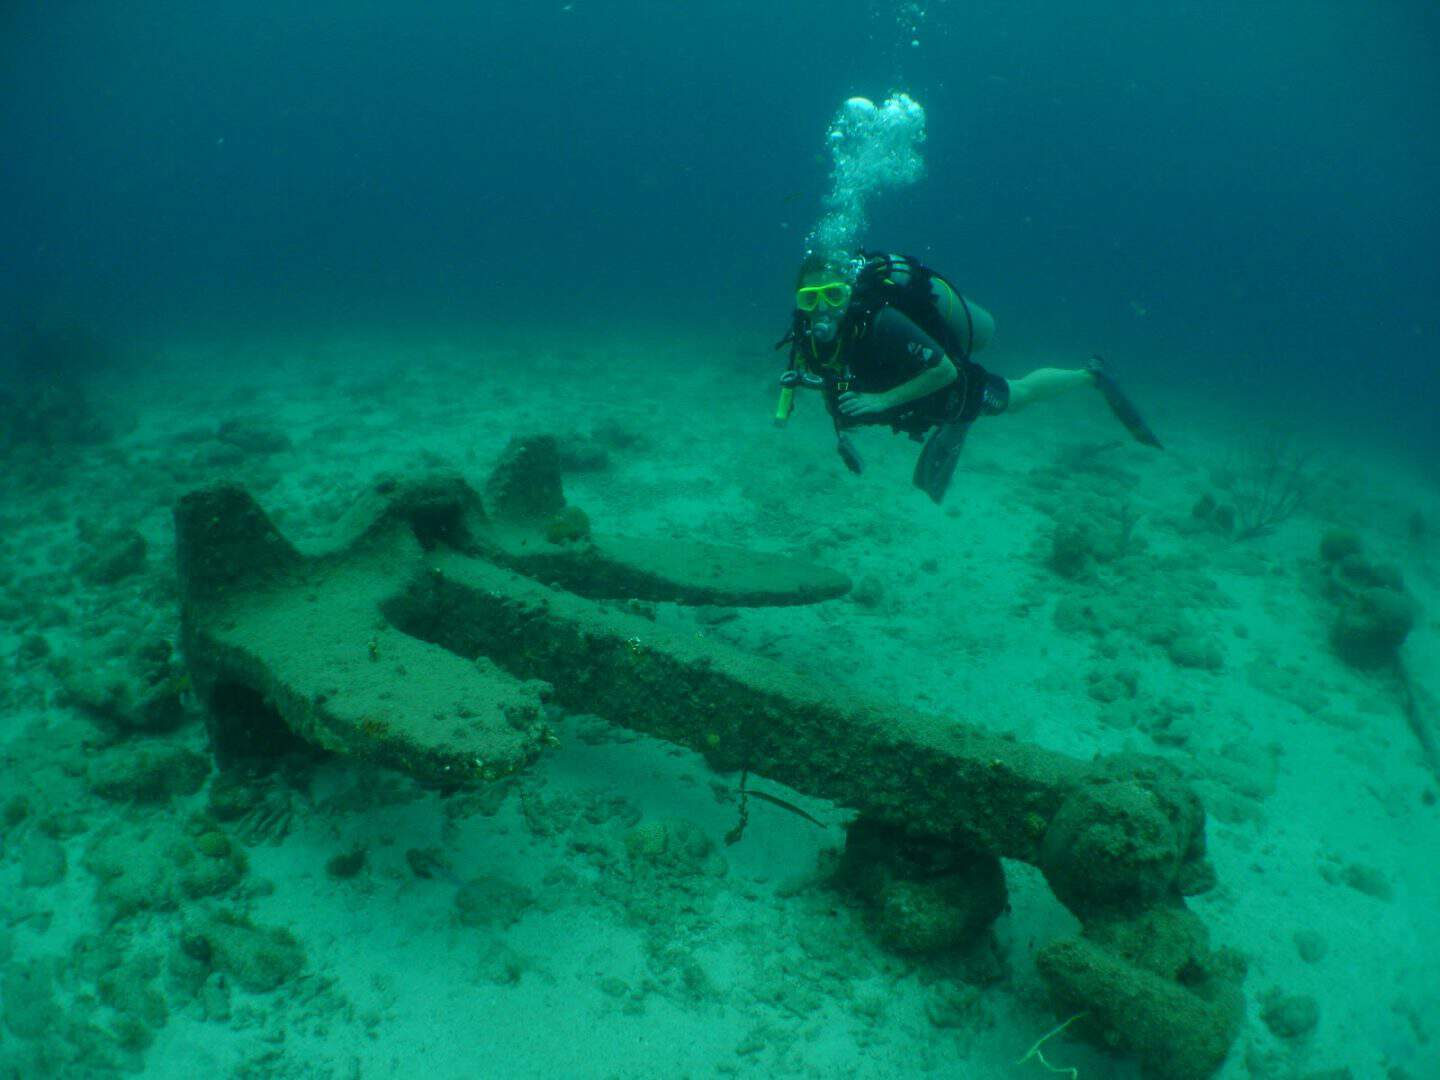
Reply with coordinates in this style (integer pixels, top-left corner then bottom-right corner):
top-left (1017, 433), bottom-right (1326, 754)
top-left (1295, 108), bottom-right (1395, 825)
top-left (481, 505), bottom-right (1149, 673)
top-left (775, 251), bottom-right (1163, 503)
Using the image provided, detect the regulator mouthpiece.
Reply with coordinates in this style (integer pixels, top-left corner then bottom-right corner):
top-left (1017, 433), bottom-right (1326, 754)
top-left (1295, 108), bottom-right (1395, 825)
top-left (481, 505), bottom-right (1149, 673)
top-left (809, 316), bottom-right (838, 345)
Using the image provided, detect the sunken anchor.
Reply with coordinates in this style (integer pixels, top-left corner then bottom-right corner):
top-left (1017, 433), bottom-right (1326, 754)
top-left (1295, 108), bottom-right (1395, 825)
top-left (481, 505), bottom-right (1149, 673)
top-left (175, 433), bottom-right (1244, 1080)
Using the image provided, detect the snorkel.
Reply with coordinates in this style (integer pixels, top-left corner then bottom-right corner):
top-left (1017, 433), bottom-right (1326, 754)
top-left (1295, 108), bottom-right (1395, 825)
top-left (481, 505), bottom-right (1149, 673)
top-left (773, 317), bottom-right (830, 426)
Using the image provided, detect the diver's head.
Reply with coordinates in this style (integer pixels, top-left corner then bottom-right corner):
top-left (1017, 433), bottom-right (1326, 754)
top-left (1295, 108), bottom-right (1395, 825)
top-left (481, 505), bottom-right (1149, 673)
top-left (794, 250), bottom-right (855, 345)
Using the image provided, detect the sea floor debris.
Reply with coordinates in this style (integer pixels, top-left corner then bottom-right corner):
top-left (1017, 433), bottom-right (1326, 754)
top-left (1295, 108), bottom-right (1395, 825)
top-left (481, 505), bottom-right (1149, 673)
top-left (175, 434), bottom-right (1245, 1077)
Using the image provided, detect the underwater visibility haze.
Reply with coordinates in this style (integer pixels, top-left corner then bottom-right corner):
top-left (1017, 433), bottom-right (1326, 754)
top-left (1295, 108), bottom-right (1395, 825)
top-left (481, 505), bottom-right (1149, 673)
top-left (1, 3), bottom-right (1438, 1078)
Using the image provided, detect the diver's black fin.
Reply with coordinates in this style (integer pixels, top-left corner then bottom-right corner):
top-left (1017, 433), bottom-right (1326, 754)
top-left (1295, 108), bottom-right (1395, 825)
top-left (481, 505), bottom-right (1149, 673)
top-left (836, 433), bottom-right (864, 474)
top-left (1088, 355), bottom-right (1163, 450)
top-left (912, 420), bottom-right (971, 504)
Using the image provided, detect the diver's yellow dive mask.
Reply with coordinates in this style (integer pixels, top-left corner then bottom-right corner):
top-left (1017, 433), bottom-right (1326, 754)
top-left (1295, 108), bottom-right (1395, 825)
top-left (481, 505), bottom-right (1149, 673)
top-left (795, 282), bottom-right (852, 312)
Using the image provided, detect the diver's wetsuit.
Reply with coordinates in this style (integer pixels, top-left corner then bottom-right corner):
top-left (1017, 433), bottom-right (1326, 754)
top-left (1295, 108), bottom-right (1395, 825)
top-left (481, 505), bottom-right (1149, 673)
top-left (826, 305), bottom-right (1009, 438)
top-left (818, 305), bottom-right (1008, 503)
top-left (787, 252), bottom-right (1161, 501)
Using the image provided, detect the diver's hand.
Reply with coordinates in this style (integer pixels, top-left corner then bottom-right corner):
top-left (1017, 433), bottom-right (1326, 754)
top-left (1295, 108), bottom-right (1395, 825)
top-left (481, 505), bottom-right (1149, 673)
top-left (837, 391), bottom-right (890, 417)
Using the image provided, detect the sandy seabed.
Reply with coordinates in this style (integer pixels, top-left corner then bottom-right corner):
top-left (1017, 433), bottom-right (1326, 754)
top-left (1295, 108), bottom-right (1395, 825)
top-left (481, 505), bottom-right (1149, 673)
top-left (1, 323), bottom-right (1436, 1080)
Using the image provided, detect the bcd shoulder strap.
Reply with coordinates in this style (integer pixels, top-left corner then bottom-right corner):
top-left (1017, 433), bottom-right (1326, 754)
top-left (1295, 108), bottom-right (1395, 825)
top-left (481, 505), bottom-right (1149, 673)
top-left (853, 251), bottom-right (973, 363)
